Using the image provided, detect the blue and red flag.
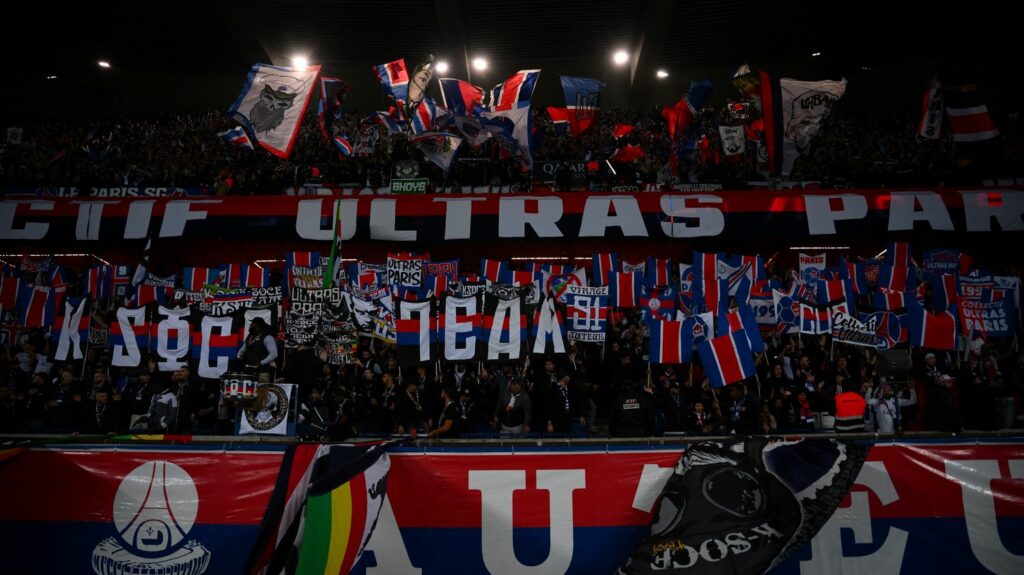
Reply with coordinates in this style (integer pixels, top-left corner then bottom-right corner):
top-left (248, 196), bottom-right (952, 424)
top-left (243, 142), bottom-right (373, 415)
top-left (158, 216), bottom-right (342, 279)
top-left (872, 288), bottom-right (907, 311)
top-left (373, 59), bottom-right (410, 103)
top-left (591, 253), bottom-right (619, 286)
top-left (438, 78), bottom-right (484, 116)
top-left (944, 83), bottom-right (1000, 149)
top-left (182, 267), bottom-right (222, 292)
top-left (799, 302), bottom-right (832, 334)
top-left (130, 284), bottom-right (172, 307)
top-left (645, 257), bottom-right (672, 288)
top-left (886, 242), bottom-right (912, 268)
top-left (681, 312), bottom-right (715, 362)
top-left (285, 251), bottom-right (320, 270)
top-left (715, 304), bottom-right (765, 353)
top-left (51, 297), bottom-right (90, 361)
top-left (640, 286), bottom-right (677, 321)
top-left (839, 257), bottom-right (870, 294)
top-left (333, 134), bottom-right (353, 157)
top-left (861, 311), bottom-right (906, 349)
top-left (648, 319), bottom-right (686, 364)
top-left (486, 70), bottom-right (540, 111)
top-left (238, 265), bottom-right (269, 288)
top-left (17, 284), bottom-right (53, 328)
top-left (479, 258), bottom-right (510, 284)
top-left (697, 330), bottom-right (757, 388)
top-left (368, 111), bottom-right (408, 134)
top-left (411, 97), bottom-right (439, 135)
top-left (906, 299), bottom-right (958, 350)
top-left (82, 265), bottom-right (110, 300)
top-left (878, 264), bottom-right (912, 292)
top-left (0, 273), bottom-right (22, 312)
top-left (217, 127), bottom-right (254, 150)
top-left (545, 76), bottom-right (605, 137)
top-left (609, 272), bottom-right (641, 308)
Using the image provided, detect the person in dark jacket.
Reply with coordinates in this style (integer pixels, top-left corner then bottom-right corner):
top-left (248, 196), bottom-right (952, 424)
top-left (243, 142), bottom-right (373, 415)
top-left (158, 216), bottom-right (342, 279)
top-left (79, 385), bottom-right (118, 434)
top-left (396, 377), bottom-right (426, 434)
top-left (924, 374), bottom-right (963, 432)
top-left (429, 385), bottom-right (461, 438)
top-left (546, 372), bottom-right (585, 434)
top-left (493, 378), bottom-right (532, 436)
top-left (610, 380), bottom-right (659, 437)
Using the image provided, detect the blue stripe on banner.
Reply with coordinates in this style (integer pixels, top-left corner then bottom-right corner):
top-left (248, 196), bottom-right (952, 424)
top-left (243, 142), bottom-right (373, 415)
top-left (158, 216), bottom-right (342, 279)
top-left (0, 523), bottom-right (261, 575)
top-left (351, 526), bottom-right (649, 575)
top-left (770, 517), bottom-right (1024, 574)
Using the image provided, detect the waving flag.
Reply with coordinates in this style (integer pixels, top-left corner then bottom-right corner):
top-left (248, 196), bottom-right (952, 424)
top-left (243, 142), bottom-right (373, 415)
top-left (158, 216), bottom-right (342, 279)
top-left (368, 111), bottom-right (408, 134)
top-left (648, 319), bottom-right (686, 364)
top-left (592, 253), bottom-right (619, 286)
top-left (500, 269), bottom-right (543, 288)
top-left (662, 79), bottom-right (714, 142)
top-left (645, 257), bottom-right (672, 287)
top-left (480, 258), bottom-right (509, 284)
top-left (85, 265), bottom-right (111, 300)
top-left (698, 330), bottom-right (757, 387)
top-left (681, 312), bottom-right (715, 362)
top-left (52, 297), bottom-right (90, 361)
top-left (840, 257), bottom-right (869, 294)
top-left (487, 69), bottom-right (540, 111)
top-left (479, 106), bottom-right (532, 166)
top-left (373, 59), bottom-right (410, 102)
top-left (217, 126), bottom-right (254, 150)
top-left (718, 254), bottom-right (764, 294)
top-left (546, 76), bottom-right (605, 136)
top-left (944, 83), bottom-right (999, 146)
top-left (530, 297), bottom-right (568, 355)
top-left (438, 78), bottom-right (484, 116)
top-left (0, 273), bottom-right (21, 311)
top-left (872, 288), bottom-right (906, 311)
top-left (609, 272), bottom-right (641, 308)
top-left (640, 286), bottom-right (677, 321)
top-left (927, 272), bottom-right (958, 309)
top-left (182, 267), bottom-right (222, 292)
top-left (886, 242), bottom-right (912, 268)
top-left (799, 302), bottom-right (832, 334)
top-left (816, 278), bottom-right (854, 310)
top-left (716, 304), bottom-right (765, 353)
top-left (316, 76), bottom-right (349, 140)
top-left (405, 58), bottom-right (435, 115)
top-left (17, 284), bottom-right (53, 328)
top-left (441, 295), bottom-right (480, 361)
top-left (918, 77), bottom-right (944, 139)
top-left (564, 285), bottom-right (609, 343)
top-left (769, 77), bottom-right (847, 175)
top-left (228, 63), bottom-right (321, 159)
top-left (906, 299), bottom-right (958, 350)
top-left (612, 124), bottom-right (635, 139)
top-left (482, 287), bottom-right (527, 360)
top-left (286, 251), bottom-right (320, 270)
top-left (610, 143), bottom-right (644, 163)
top-left (332, 133), bottom-right (353, 157)
top-left (878, 264), bottom-right (912, 291)
top-left (410, 97), bottom-right (439, 135)
top-left (774, 289), bottom-right (800, 334)
top-left (447, 115), bottom-right (493, 148)
top-left (412, 131), bottom-right (463, 173)
top-left (238, 265), bottom-right (269, 288)
top-left (862, 311), bottom-right (905, 349)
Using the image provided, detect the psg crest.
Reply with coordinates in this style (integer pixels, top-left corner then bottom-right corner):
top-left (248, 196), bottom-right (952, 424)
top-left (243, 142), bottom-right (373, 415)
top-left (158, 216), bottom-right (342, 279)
top-left (92, 461), bottom-right (211, 575)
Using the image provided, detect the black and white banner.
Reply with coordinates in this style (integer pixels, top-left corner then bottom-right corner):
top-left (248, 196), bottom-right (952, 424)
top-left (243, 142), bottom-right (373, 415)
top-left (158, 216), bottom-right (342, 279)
top-left (564, 285), bottom-right (609, 343)
top-left (719, 126), bottom-right (746, 156)
top-left (239, 383), bottom-right (294, 435)
top-left (443, 295), bottom-right (480, 361)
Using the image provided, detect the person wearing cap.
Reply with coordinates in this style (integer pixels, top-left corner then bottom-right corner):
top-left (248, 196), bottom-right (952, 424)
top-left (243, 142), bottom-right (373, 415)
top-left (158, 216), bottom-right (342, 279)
top-left (237, 317), bottom-right (278, 371)
top-left (493, 377), bottom-right (532, 436)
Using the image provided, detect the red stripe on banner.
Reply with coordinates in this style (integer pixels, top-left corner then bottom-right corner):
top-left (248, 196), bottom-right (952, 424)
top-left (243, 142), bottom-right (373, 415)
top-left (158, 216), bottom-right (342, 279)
top-left (0, 450), bottom-right (283, 524)
top-left (662, 322), bottom-right (681, 363)
top-left (712, 335), bottom-right (743, 384)
top-left (386, 451), bottom-right (683, 528)
top-left (948, 113), bottom-right (997, 135)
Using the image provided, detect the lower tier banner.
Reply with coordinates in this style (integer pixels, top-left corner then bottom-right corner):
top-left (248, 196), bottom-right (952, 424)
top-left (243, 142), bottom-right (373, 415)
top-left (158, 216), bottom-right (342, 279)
top-left (0, 440), bottom-right (1022, 574)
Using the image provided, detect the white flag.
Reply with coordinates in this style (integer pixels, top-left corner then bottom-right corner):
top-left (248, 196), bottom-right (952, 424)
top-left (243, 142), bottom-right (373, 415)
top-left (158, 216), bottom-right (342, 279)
top-left (779, 77), bottom-right (847, 175)
top-left (719, 125), bottom-right (746, 156)
top-left (229, 64), bottom-right (321, 158)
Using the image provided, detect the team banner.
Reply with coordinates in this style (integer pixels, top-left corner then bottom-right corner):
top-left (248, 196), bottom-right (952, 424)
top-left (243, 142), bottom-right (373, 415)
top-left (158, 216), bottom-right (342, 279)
top-left (4, 189), bottom-right (1022, 245)
top-left (564, 285), bottom-right (609, 342)
top-left (0, 446), bottom-right (286, 575)
top-left (482, 284), bottom-right (527, 360)
top-left (0, 441), bottom-right (1023, 574)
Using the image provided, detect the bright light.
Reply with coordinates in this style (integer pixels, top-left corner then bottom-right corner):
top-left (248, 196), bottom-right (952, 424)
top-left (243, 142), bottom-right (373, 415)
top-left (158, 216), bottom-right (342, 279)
top-left (435, 61), bottom-right (449, 74)
top-left (291, 55), bottom-right (309, 71)
top-left (811, 52), bottom-right (821, 57)
top-left (613, 50), bottom-right (629, 65)
top-left (97, 60), bottom-right (111, 69)
top-left (45, 75), bottom-right (57, 80)
top-left (472, 57), bottom-right (488, 72)
top-left (656, 69), bottom-right (669, 79)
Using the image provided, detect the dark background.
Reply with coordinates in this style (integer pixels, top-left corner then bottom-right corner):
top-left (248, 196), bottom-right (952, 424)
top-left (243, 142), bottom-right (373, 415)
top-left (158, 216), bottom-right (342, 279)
top-left (5, 0), bottom-right (1018, 122)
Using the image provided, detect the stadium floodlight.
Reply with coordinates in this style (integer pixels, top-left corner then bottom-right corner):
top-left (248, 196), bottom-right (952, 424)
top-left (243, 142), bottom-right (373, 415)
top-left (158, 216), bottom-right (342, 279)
top-left (472, 57), bottom-right (488, 72)
top-left (97, 60), bottom-right (111, 69)
top-left (613, 50), bottom-right (629, 65)
top-left (656, 69), bottom-right (669, 79)
top-left (45, 75), bottom-right (57, 80)
top-left (811, 52), bottom-right (822, 57)
top-left (291, 55), bottom-right (309, 71)
top-left (435, 61), bottom-right (450, 74)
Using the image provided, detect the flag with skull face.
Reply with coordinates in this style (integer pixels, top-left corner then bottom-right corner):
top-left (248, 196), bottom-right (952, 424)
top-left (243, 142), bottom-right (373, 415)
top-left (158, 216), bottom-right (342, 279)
top-left (228, 63), bottom-right (321, 158)
top-left (619, 438), bottom-right (868, 575)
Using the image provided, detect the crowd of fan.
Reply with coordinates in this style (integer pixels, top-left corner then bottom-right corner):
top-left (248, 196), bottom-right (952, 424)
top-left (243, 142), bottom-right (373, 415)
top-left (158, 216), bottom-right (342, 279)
top-left (3, 104), bottom-right (1022, 194)
top-left (2, 303), bottom-right (1021, 439)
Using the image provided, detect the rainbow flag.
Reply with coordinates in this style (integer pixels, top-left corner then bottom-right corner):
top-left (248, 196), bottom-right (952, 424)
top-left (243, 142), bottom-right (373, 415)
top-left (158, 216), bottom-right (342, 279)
top-left (248, 442), bottom-right (393, 575)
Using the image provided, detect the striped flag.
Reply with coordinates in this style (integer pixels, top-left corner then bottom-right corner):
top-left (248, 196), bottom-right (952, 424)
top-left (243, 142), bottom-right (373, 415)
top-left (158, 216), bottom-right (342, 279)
top-left (85, 265), bottom-right (112, 300)
top-left (480, 258), bottom-right (509, 284)
top-left (697, 330), bottom-right (757, 388)
top-left (182, 267), bottom-right (222, 291)
top-left (715, 304), bottom-right (765, 353)
top-left (648, 319), bottom-right (686, 364)
top-left (239, 265), bottom-right (270, 288)
top-left (944, 83), bottom-right (999, 144)
top-left (591, 253), bottom-right (619, 286)
top-left (609, 272), bottom-right (641, 308)
top-left (930, 273), bottom-right (959, 310)
top-left (886, 242), bottom-right (912, 268)
top-left (645, 257), bottom-right (672, 287)
top-left (217, 126), bottom-right (254, 150)
top-left (871, 288), bottom-right (906, 311)
top-left (18, 284), bottom-right (54, 328)
top-left (906, 299), bottom-right (958, 350)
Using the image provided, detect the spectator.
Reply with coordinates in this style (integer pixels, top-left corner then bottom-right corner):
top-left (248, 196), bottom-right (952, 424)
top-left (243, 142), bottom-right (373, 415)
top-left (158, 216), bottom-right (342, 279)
top-left (493, 377), bottom-right (531, 436)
